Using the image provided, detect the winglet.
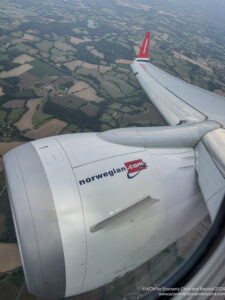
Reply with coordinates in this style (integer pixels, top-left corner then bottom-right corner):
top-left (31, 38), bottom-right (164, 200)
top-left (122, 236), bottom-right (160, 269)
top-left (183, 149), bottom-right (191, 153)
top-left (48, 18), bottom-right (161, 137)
top-left (137, 32), bottom-right (150, 60)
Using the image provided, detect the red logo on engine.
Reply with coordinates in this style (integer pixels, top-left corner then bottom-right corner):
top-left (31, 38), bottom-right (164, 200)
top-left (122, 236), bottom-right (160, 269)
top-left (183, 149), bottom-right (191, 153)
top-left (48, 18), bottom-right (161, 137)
top-left (124, 159), bottom-right (147, 179)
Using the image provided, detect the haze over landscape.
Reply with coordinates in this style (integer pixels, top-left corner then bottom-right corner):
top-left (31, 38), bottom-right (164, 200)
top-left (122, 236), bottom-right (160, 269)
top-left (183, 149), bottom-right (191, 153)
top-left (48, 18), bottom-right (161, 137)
top-left (0, 0), bottom-right (224, 299)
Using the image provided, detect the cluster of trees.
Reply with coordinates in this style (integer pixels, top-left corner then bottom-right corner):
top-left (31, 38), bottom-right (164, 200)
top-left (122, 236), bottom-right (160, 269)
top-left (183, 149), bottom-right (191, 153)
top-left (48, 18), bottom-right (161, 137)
top-left (92, 40), bottom-right (134, 64)
top-left (0, 49), bottom-right (21, 71)
top-left (75, 44), bottom-right (100, 65)
top-left (0, 189), bottom-right (16, 243)
top-left (44, 100), bottom-right (102, 131)
top-left (0, 77), bottom-right (20, 105)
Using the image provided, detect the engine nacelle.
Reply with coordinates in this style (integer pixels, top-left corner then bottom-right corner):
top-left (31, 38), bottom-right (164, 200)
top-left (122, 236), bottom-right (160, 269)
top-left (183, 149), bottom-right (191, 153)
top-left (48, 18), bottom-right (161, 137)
top-left (3, 132), bottom-right (207, 298)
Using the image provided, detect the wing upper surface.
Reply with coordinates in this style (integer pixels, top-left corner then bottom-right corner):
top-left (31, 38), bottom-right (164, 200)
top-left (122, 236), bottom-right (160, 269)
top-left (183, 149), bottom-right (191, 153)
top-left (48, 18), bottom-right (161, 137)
top-left (131, 60), bottom-right (225, 127)
top-left (132, 32), bottom-right (225, 220)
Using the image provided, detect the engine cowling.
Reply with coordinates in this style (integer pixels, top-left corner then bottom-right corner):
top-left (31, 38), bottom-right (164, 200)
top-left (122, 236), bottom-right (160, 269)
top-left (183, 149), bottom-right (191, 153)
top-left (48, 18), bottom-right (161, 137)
top-left (3, 132), bottom-right (207, 298)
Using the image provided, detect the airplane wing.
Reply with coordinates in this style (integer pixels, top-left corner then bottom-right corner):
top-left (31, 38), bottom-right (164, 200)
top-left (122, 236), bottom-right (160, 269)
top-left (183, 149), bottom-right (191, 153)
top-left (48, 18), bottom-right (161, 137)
top-left (131, 32), bottom-right (225, 127)
top-left (131, 32), bottom-right (225, 221)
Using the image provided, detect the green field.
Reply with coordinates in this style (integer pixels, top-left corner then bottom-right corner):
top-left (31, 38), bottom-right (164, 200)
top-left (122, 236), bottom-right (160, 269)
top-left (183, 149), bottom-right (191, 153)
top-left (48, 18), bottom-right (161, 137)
top-left (36, 40), bottom-right (53, 53)
top-left (32, 98), bottom-right (53, 129)
top-left (65, 123), bottom-right (80, 133)
top-left (7, 108), bottom-right (25, 124)
top-left (29, 60), bottom-right (65, 78)
top-left (11, 43), bottom-right (32, 53)
top-left (12, 89), bottom-right (36, 99)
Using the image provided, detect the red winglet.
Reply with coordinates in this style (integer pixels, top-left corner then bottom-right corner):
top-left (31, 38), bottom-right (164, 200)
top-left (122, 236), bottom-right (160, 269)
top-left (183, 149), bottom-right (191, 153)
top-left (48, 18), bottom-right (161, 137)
top-left (137, 32), bottom-right (150, 59)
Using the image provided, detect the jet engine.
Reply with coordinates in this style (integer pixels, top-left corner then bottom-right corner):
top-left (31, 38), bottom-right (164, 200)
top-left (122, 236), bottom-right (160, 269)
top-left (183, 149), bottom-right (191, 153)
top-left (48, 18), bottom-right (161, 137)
top-left (3, 124), bottom-right (211, 298)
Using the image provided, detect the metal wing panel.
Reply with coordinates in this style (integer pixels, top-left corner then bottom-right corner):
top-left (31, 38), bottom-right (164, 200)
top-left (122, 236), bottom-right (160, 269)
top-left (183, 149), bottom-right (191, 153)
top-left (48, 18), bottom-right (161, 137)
top-left (131, 61), bottom-right (206, 125)
top-left (132, 60), bottom-right (225, 126)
